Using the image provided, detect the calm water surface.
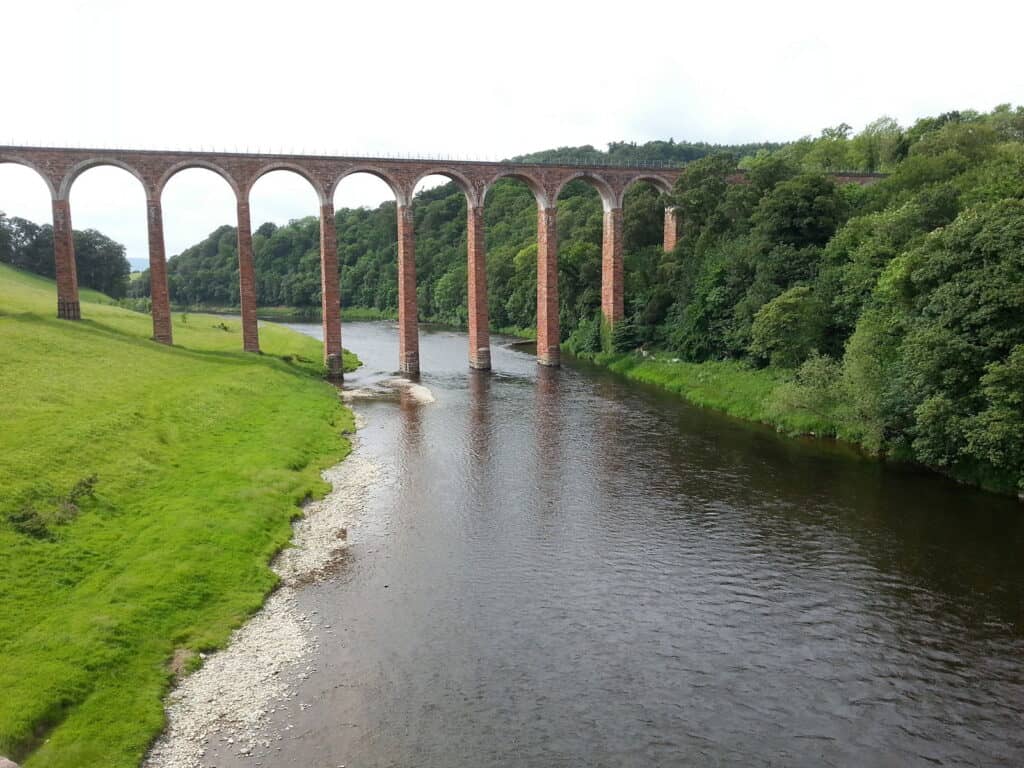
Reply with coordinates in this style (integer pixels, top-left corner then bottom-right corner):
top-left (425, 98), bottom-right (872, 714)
top-left (226, 321), bottom-right (1024, 767)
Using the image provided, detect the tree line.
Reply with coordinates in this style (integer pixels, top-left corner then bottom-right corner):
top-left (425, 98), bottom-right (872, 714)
top-left (0, 214), bottom-right (131, 298)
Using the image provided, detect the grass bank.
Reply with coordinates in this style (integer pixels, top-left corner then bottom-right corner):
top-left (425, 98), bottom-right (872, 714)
top-left (0, 263), bottom-right (359, 767)
top-left (572, 350), bottom-right (840, 436)
top-left (571, 350), bottom-right (1023, 498)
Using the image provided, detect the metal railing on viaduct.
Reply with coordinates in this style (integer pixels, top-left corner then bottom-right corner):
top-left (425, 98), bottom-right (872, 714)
top-left (0, 145), bottom-right (884, 376)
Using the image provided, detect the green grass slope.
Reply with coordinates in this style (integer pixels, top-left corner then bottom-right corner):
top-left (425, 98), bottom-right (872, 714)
top-left (575, 351), bottom-right (837, 435)
top-left (0, 263), bottom-right (359, 767)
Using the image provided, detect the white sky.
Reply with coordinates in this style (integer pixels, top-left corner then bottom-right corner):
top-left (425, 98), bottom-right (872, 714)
top-left (1, 0), bottom-right (1022, 263)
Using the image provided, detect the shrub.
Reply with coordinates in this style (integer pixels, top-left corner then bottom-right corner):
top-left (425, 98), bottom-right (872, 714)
top-left (7, 505), bottom-right (51, 539)
top-left (610, 318), bottom-right (641, 353)
top-left (767, 352), bottom-right (844, 435)
top-left (68, 474), bottom-right (98, 505)
top-left (749, 285), bottom-right (826, 367)
top-left (565, 315), bottom-right (602, 356)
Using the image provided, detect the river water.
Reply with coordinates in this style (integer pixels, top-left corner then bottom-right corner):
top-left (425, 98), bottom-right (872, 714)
top-left (215, 321), bottom-right (1023, 767)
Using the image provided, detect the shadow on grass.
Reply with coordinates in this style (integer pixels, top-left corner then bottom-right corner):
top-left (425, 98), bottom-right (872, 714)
top-left (4, 313), bottom-right (329, 381)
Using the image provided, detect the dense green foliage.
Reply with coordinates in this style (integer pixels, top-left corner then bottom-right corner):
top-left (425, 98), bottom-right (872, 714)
top-left (0, 213), bottom-right (131, 297)
top-left (0, 262), bottom-right (358, 767)
top-left (650, 106), bottom-right (1024, 494)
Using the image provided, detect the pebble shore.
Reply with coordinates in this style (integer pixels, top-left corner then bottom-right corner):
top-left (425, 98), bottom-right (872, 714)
top-left (143, 449), bottom-right (382, 768)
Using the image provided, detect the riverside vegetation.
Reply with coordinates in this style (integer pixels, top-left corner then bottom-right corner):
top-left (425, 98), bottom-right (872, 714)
top-left (104, 107), bottom-right (1024, 496)
top-left (0, 262), bottom-right (358, 767)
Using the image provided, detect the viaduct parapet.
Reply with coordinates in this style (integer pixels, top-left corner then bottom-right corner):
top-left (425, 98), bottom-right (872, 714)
top-left (0, 146), bottom-right (884, 376)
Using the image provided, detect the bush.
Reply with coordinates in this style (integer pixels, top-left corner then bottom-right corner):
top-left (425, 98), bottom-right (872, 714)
top-left (610, 318), bottom-right (641, 353)
top-left (767, 353), bottom-right (844, 434)
top-left (565, 315), bottom-right (602, 356)
top-left (7, 505), bottom-right (51, 539)
top-left (749, 285), bottom-right (825, 367)
top-left (68, 474), bottom-right (98, 505)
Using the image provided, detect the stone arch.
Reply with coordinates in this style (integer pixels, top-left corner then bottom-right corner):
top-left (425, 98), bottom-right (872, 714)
top-left (410, 167), bottom-right (479, 208)
top-left (156, 159), bottom-right (241, 200)
top-left (332, 166), bottom-right (403, 205)
top-left (483, 170), bottom-right (550, 209)
top-left (620, 173), bottom-right (674, 207)
top-left (58, 157), bottom-right (148, 199)
top-left (0, 154), bottom-right (58, 198)
top-left (554, 171), bottom-right (617, 212)
top-left (249, 161), bottom-right (327, 204)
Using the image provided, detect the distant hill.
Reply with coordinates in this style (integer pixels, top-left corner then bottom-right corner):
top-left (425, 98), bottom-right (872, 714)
top-left (128, 257), bottom-right (149, 272)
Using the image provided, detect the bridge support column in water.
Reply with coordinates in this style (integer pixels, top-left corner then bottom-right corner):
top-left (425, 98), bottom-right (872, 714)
top-left (536, 205), bottom-right (560, 367)
top-left (602, 205), bottom-right (624, 324)
top-left (466, 204), bottom-right (490, 370)
top-left (396, 203), bottom-right (420, 375)
top-left (51, 197), bottom-right (80, 320)
top-left (146, 197), bottom-right (173, 345)
top-left (319, 201), bottom-right (343, 379)
top-left (235, 198), bottom-right (260, 353)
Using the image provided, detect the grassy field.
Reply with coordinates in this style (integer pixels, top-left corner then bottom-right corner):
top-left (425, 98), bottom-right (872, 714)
top-left (0, 263), bottom-right (359, 767)
top-left (573, 351), bottom-right (838, 436)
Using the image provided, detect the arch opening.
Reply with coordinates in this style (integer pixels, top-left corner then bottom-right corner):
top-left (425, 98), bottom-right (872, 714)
top-left (484, 170), bottom-right (548, 210)
top-left (158, 160), bottom-right (240, 201)
top-left (59, 158), bottom-right (147, 200)
top-left (482, 175), bottom-right (541, 336)
top-left (620, 179), bottom-right (674, 328)
top-left (247, 169), bottom-right (324, 312)
top-left (333, 167), bottom-right (402, 206)
top-left (154, 168), bottom-right (239, 311)
top-left (251, 162), bottom-right (326, 205)
top-left (0, 162), bottom-right (57, 282)
top-left (555, 177), bottom-right (604, 342)
top-left (409, 173), bottom-right (475, 330)
top-left (554, 172), bottom-right (617, 213)
top-left (622, 179), bottom-right (672, 252)
top-left (332, 171), bottom-right (399, 319)
top-left (622, 174), bottom-right (673, 201)
top-left (412, 169), bottom-right (476, 208)
top-left (66, 165), bottom-right (145, 301)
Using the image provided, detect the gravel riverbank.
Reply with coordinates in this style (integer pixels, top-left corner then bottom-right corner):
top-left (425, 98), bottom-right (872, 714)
top-left (143, 443), bottom-right (384, 768)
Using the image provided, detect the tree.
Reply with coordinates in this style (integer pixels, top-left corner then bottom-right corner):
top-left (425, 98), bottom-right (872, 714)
top-left (964, 346), bottom-right (1024, 491)
top-left (752, 174), bottom-right (845, 249)
top-left (749, 285), bottom-right (825, 367)
top-left (73, 229), bottom-right (131, 298)
top-left (0, 216), bottom-right (129, 297)
top-left (0, 212), bottom-right (11, 264)
top-left (850, 116), bottom-right (903, 172)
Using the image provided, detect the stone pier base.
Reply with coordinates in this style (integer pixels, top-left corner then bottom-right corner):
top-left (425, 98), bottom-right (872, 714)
top-left (325, 353), bottom-right (344, 382)
top-left (57, 299), bottom-right (81, 320)
top-left (469, 348), bottom-right (491, 371)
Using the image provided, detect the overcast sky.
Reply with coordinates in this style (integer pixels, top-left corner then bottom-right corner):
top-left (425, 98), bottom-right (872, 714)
top-left (1, 0), bottom-right (1022, 263)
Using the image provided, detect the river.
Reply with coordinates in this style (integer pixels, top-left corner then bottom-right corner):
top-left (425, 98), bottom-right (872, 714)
top-left (209, 320), bottom-right (1024, 767)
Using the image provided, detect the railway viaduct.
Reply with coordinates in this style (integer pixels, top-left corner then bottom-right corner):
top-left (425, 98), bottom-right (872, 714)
top-left (0, 145), bottom-right (882, 376)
